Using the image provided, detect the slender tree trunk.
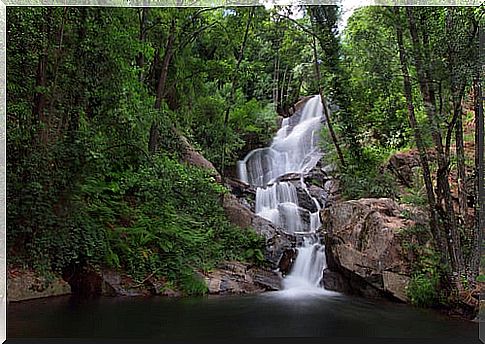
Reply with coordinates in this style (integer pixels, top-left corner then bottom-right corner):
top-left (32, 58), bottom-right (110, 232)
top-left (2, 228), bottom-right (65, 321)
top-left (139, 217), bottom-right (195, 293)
top-left (137, 7), bottom-right (149, 83)
top-left (284, 71), bottom-right (293, 115)
top-left (32, 9), bottom-right (52, 146)
top-left (50, 7), bottom-right (69, 141)
top-left (220, 7), bottom-right (254, 178)
top-left (280, 65), bottom-right (288, 115)
top-left (273, 53), bottom-right (280, 112)
top-left (312, 36), bottom-right (345, 168)
top-left (454, 96), bottom-right (468, 223)
top-left (394, 8), bottom-right (446, 263)
top-left (445, 8), bottom-right (468, 226)
top-left (471, 77), bottom-right (482, 279)
top-left (149, 18), bottom-right (176, 154)
top-left (472, 27), bottom-right (484, 279)
top-left (406, 7), bottom-right (464, 285)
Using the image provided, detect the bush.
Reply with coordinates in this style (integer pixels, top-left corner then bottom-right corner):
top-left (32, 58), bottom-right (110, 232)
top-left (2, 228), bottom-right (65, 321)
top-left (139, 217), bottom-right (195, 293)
top-left (8, 149), bottom-right (266, 295)
top-left (407, 272), bottom-right (440, 307)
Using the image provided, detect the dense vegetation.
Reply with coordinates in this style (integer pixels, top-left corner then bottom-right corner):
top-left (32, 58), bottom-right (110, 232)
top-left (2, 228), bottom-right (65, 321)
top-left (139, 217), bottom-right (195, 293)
top-left (7, 5), bottom-right (484, 304)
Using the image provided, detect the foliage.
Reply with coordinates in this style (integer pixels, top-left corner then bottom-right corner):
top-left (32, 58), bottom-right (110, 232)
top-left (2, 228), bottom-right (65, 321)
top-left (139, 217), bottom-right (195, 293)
top-left (399, 223), bottom-right (445, 307)
top-left (400, 167), bottom-right (428, 206)
top-left (6, 7), bottom-right (272, 294)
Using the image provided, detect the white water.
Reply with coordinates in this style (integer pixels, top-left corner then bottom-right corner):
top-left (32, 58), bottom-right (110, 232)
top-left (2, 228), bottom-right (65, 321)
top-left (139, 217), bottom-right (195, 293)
top-left (238, 95), bottom-right (335, 295)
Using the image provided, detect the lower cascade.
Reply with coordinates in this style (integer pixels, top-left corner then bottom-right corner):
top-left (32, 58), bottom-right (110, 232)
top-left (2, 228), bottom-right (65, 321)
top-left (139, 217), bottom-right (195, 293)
top-left (238, 95), bottom-right (333, 294)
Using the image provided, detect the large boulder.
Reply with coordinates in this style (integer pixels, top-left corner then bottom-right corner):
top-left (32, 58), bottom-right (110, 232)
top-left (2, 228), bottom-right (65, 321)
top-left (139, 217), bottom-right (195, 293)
top-left (7, 268), bottom-right (71, 302)
top-left (295, 186), bottom-right (318, 213)
top-left (62, 265), bottom-right (180, 297)
top-left (320, 198), bottom-right (427, 302)
top-left (223, 193), bottom-right (254, 229)
top-left (222, 193), bottom-right (297, 273)
top-left (178, 134), bottom-right (222, 183)
top-left (251, 216), bottom-right (297, 271)
top-left (385, 150), bottom-right (437, 188)
top-left (203, 261), bottom-right (281, 294)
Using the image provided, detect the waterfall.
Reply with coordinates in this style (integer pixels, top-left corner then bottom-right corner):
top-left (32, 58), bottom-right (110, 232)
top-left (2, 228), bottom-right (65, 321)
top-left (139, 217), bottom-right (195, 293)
top-left (238, 95), bottom-right (332, 294)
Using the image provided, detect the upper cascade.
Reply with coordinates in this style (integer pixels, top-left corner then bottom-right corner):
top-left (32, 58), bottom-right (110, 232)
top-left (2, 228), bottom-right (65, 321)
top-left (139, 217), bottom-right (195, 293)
top-left (237, 95), bottom-right (324, 188)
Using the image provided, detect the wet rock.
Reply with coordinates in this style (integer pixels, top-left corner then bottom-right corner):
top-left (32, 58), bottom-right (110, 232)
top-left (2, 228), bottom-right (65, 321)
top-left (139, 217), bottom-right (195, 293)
top-left (297, 207), bottom-right (312, 227)
top-left (275, 172), bottom-right (302, 183)
top-left (320, 198), bottom-right (426, 302)
top-left (278, 248), bottom-right (298, 275)
top-left (304, 168), bottom-right (329, 187)
top-left (252, 215), bottom-right (297, 269)
top-left (276, 115), bottom-right (285, 128)
top-left (7, 268), bottom-right (71, 302)
top-left (203, 261), bottom-right (281, 294)
top-left (249, 266), bottom-right (282, 291)
top-left (285, 96), bottom-right (314, 118)
top-left (321, 268), bottom-right (349, 292)
top-left (308, 185), bottom-right (328, 208)
top-left (295, 186), bottom-right (318, 213)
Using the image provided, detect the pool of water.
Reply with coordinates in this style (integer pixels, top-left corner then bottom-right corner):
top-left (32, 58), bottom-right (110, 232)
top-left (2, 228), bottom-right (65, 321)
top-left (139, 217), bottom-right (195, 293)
top-left (7, 290), bottom-right (478, 339)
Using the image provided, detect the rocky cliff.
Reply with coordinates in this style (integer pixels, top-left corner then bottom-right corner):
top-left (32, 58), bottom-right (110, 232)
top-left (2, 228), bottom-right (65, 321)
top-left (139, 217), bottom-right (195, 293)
top-left (320, 198), bottom-right (428, 302)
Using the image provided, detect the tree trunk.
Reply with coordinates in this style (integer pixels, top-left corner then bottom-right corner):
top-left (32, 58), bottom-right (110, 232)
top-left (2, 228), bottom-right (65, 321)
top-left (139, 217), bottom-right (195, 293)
top-left (454, 97), bottom-right (468, 223)
top-left (406, 7), bottom-right (464, 285)
top-left (32, 9), bottom-right (52, 146)
top-left (312, 36), bottom-right (345, 168)
top-left (273, 53), bottom-right (280, 112)
top-left (32, 52), bottom-right (48, 144)
top-left (472, 27), bottom-right (484, 280)
top-left (471, 77), bottom-right (482, 280)
top-left (279, 65), bottom-right (288, 115)
top-left (394, 8), bottom-right (446, 263)
top-left (137, 7), bottom-right (149, 83)
top-left (149, 18), bottom-right (176, 154)
top-left (220, 7), bottom-right (254, 178)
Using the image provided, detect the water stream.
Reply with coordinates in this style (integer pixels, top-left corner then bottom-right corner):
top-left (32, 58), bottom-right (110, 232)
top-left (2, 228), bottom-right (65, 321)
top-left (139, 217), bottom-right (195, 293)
top-left (238, 95), bottom-right (329, 293)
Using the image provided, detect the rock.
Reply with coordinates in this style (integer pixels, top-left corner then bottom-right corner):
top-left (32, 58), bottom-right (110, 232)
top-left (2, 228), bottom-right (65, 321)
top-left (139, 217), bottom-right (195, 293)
top-left (308, 185), bottom-right (328, 208)
top-left (223, 193), bottom-right (253, 229)
top-left (322, 164), bottom-right (336, 175)
top-left (386, 152), bottom-right (420, 187)
top-left (220, 193), bottom-right (297, 273)
top-left (7, 268), bottom-right (71, 302)
top-left (382, 271), bottom-right (411, 302)
top-left (252, 215), bottom-right (297, 270)
top-left (323, 179), bottom-right (341, 208)
top-left (278, 249), bottom-right (298, 275)
top-left (297, 207), bottom-right (312, 227)
top-left (276, 115), bottom-right (285, 128)
top-left (321, 268), bottom-right (350, 292)
top-left (275, 172), bottom-right (302, 183)
top-left (295, 186), bottom-right (318, 213)
top-left (178, 134), bottom-right (221, 183)
top-left (63, 265), bottom-right (151, 297)
top-left (320, 198), bottom-right (425, 302)
top-left (248, 266), bottom-right (282, 291)
top-left (304, 168), bottom-right (329, 187)
top-left (385, 150), bottom-right (437, 188)
top-left (203, 261), bottom-right (281, 295)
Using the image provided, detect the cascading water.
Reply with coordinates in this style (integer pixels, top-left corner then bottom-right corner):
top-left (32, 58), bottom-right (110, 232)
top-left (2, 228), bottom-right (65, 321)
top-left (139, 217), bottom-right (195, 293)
top-left (238, 95), bottom-right (334, 295)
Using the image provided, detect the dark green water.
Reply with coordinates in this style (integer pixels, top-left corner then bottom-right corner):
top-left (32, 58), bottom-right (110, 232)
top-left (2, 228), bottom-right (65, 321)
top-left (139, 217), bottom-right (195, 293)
top-left (7, 291), bottom-right (478, 339)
